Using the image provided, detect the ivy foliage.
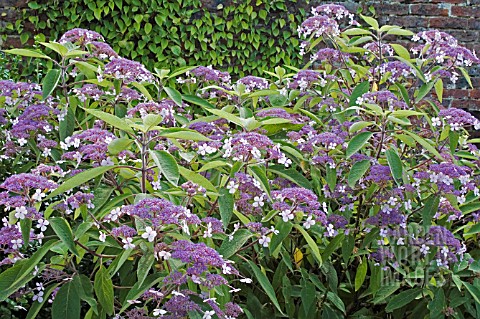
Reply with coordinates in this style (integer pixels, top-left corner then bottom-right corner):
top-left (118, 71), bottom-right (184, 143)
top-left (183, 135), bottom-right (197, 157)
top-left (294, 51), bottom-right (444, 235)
top-left (7, 0), bottom-right (309, 76)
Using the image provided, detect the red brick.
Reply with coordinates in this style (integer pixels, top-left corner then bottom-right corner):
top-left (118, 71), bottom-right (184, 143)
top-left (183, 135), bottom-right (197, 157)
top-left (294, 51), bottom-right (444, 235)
top-left (448, 30), bottom-right (480, 43)
top-left (452, 6), bottom-right (480, 18)
top-left (375, 4), bottom-right (410, 16)
top-left (429, 17), bottom-right (468, 29)
top-left (444, 89), bottom-right (470, 99)
top-left (388, 16), bottom-right (429, 28)
top-left (410, 4), bottom-right (449, 16)
top-left (452, 99), bottom-right (480, 110)
top-left (469, 90), bottom-right (480, 99)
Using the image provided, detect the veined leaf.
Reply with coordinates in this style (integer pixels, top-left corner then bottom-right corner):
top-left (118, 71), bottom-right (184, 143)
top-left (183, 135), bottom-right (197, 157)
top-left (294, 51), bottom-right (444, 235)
top-left (293, 224), bottom-right (322, 266)
top-left (94, 267), bottom-right (114, 315)
top-left (346, 132), bottom-right (373, 158)
top-left (42, 69), bottom-right (61, 99)
top-left (149, 150), bottom-right (180, 185)
top-left (52, 281), bottom-right (81, 319)
top-left (348, 160), bottom-right (371, 188)
top-left (49, 218), bottom-right (79, 256)
top-left (46, 166), bottom-right (115, 200)
top-left (385, 288), bottom-right (422, 312)
top-left (84, 108), bottom-right (134, 133)
top-left (247, 260), bottom-right (285, 315)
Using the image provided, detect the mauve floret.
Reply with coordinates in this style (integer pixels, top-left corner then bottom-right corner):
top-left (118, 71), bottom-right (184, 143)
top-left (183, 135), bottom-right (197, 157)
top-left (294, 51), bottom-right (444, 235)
top-left (123, 198), bottom-right (200, 226)
top-left (439, 108), bottom-right (480, 130)
top-left (363, 42), bottom-right (394, 57)
top-left (311, 48), bottom-right (349, 63)
top-left (359, 91), bottom-right (407, 110)
top-left (59, 28), bottom-right (104, 45)
top-left (127, 100), bottom-right (176, 126)
top-left (104, 58), bottom-right (154, 83)
top-left (237, 76), bottom-right (269, 92)
top-left (0, 80), bottom-right (42, 107)
top-left (191, 66), bottom-right (231, 84)
top-left (224, 302), bottom-right (243, 318)
top-left (311, 4), bottom-right (357, 25)
top-left (10, 103), bottom-right (58, 139)
top-left (119, 87), bottom-right (142, 102)
top-left (1, 173), bottom-right (57, 193)
top-left (365, 165), bottom-right (392, 183)
top-left (298, 15), bottom-right (340, 38)
top-left (327, 214), bottom-right (348, 229)
top-left (366, 209), bottom-right (406, 227)
top-left (72, 84), bottom-right (105, 102)
top-left (66, 191), bottom-right (94, 209)
top-left (87, 41), bottom-right (119, 59)
top-left (163, 292), bottom-right (201, 317)
top-left (202, 217), bottom-right (224, 234)
top-left (372, 61), bottom-right (414, 83)
top-left (223, 132), bottom-right (283, 162)
top-left (256, 108), bottom-right (308, 124)
top-left (111, 225), bottom-right (137, 238)
top-left (62, 128), bottom-right (115, 164)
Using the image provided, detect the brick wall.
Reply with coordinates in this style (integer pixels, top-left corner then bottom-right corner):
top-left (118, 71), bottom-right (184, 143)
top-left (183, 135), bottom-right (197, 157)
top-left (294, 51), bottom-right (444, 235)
top-left (1, 0), bottom-right (480, 112)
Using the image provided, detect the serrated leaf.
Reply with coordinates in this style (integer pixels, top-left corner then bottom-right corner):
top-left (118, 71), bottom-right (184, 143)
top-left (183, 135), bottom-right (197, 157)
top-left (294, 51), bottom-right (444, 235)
top-left (52, 281), bottom-right (81, 319)
top-left (293, 224), bottom-right (322, 266)
top-left (355, 259), bottom-right (368, 291)
top-left (94, 267), bottom-right (114, 315)
top-left (247, 260), bottom-right (285, 315)
top-left (348, 160), bottom-right (371, 188)
top-left (218, 229), bottom-right (252, 258)
top-left (46, 166), bottom-right (115, 200)
top-left (385, 288), bottom-right (421, 312)
top-left (42, 69), bottom-right (61, 99)
top-left (149, 150), bottom-right (180, 185)
top-left (219, 188), bottom-right (234, 229)
top-left (346, 132), bottom-right (373, 158)
top-left (49, 218), bottom-right (79, 256)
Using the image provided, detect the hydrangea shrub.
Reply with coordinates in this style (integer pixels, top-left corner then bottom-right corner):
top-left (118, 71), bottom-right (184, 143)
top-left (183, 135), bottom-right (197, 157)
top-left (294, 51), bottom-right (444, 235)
top-left (1, 4), bottom-right (480, 319)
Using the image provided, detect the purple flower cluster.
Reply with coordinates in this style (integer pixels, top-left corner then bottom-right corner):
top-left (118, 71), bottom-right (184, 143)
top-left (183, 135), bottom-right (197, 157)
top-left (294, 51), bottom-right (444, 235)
top-left (311, 4), bottom-right (357, 25)
top-left (104, 58), bottom-right (154, 83)
top-left (256, 108), bottom-right (308, 124)
top-left (191, 66), bottom-right (231, 84)
top-left (357, 91), bottom-right (407, 110)
top-left (0, 80), bottom-right (42, 108)
top-left (298, 15), bottom-right (340, 39)
top-left (72, 84), bottom-right (106, 102)
top-left (120, 198), bottom-right (200, 228)
top-left (365, 165), bottom-right (392, 184)
top-left (372, 61), bottom-right (414, 83)
top-left (62, 128), bottom-right (115, 165)
top-left (222, 132), bottom-right (285, 164)
top-left (426, 226), bottom-right (465, 267)
top-left (59, 28), bottom-right (104, 45)
top-left (363, 42), bottom-right (394, 58)
top-left (289, 70), bottom-right (332, 90)
top-left (272, 187), bottom-right (327, 225)
top-left (87, 41), bottom-right (119, 60)
top-left (237, 76), bottom-right (269, 93)
top-left (229, 173), bottom-right (267, 216)
top-left (438, 108), bottom-right (480, 131)
top-left (127, 100), bottom-right (177, 126)
top-left (311, 48), bottom-right (350, 64)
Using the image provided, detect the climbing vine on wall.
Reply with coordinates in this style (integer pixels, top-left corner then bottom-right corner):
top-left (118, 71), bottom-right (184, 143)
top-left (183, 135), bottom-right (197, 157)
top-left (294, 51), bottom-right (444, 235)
top-left (6, 0), bottom-right (311, 76)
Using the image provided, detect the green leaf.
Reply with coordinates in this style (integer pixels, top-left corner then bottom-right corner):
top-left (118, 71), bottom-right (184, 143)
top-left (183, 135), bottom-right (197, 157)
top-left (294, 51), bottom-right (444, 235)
top-left (385, 148), bottom-right (403, 184)
top-left (247, 260), bottom-right (285, 315)
top-left (268, 165), bottom-right (312, 190)
top-left (137, 253), bottom-right (155, 287)
top-left (429, 288), bottom-right (445, 317)
top-left (346, 132), bottom-right (373, 158)
top-left (84, 108), bottom-right (134, 133)
top-left (360, 14), bottom-right (379, 30)
top-left (219, 188), bottom-right (234, 229)
top-left (26, 283), bottom-right (61, 319)
top-left (164, 87), bottom-right (183, 107)
top-left (385, 288), bottom-right (422, 312)
top-left (52, 281), bottom-right (81, 319)
top-left (387, 28), bottom-right (414, 36)
top-left (182, 94), bottom-right (215, 109)
top-left (343, 28), bottom-right (373, 36)
top-left (269, 221), bottom-right (293, 256)
top-left (349, 81), bottom-right (370, 106)
top-left (108, 137), bottom-right (133, 155)
top-left (415, 80), bottom-right (435, 102)
top-left (158, 128), bottom-right (211, 141)
top-left (465, 223), bottom-right (480, 235)
top-left (49, 217), bottom-right (79, 256)
top-left (349, 121), bottom-right (375, 133)
top-left (178, 166), bottom-right (217, 193)
top-left (20, 218), bottom-right (32, 245)
top-left (463, 282), bottom-right (480, 304)
top-left (355, 258), bottom-right (368, 291)
top-left (120, 274), bottom-right (163, 314)
top-left (218, 229), bottom-right (252, 259)
top-left (348, 160), bottom-right (371, 188)
top-left (404, 131), bottom-right (442, 160)
top-left (293, 224), bottom-right (322, 266)
top-left (434, 78), bottom-right (443, 103)
top-left (46, 166), bottom-right (115, 200)
top-left (149, 150), bottom-right (180, 185)
top-left (421, 195), bottom-right (440, 230)
top-left (94, 267), bottom-right (114, 315)
top-left (3, 48), bottom-right (51, 59)
top-left (40, 42), bottom-right (68, 56)
top-left (249, 165), bottom-right (270, 197)
top-left (42, 69), bottom-right (61, 99)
